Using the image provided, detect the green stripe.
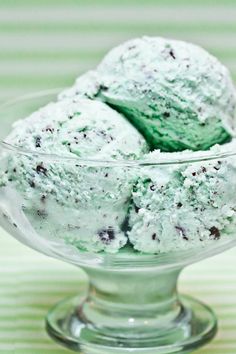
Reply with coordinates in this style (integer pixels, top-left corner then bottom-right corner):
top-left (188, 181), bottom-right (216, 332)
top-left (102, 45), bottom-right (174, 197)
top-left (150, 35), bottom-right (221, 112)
top-left (0, 0), bottom-right (236, 6)
top-left (0, 51), bottom-right (106, 61)
top-left (0, 48), bottom-right (236, 61)
top-left (0, 70), bottom-right (236, 84)
top-left (1, 22), bottom-right (236, 33)
top-left (0, 350), bottom-right (68, 354)
top-left (0, 76), bottom-right (76, 88)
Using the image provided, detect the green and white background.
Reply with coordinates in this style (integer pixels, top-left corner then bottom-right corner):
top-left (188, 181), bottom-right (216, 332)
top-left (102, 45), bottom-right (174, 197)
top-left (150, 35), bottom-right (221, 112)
top-left (0, 0), bottom-right (236, 353)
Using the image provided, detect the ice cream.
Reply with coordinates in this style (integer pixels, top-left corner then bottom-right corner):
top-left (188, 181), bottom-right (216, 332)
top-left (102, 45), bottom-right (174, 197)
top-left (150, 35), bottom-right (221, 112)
top-left (0, 98), bottom-right (148, 253)
top-left (128, 141), bottom-right (236, 253)
top-left (1, 36), bottom-right (236, 255)
top-left (60, 36), bottom-right (236, 152)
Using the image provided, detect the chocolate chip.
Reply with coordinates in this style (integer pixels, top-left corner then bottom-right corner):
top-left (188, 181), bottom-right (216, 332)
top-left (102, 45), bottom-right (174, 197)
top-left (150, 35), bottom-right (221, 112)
top-left (13, 168), bottom-right (17, 173)
top-left (104, 173), bottom-right (108, 177)
top-left (192, 172), bottom-right (196, 176)
top-left (163, 112), bottom-right (170, 118)
top-left (41, 195), bottom-right (46, 203)
top-left (209, 226), bottom-right (220, 240)
top-left (83, 133), bottom-right (87, 138)
top-left (175, 226), bottom-right (188, 240)
top-left (214, 162), bottom-right (221, 171)
top-left (37, 209), bottom-right (48, 219)
top-left (201, 166), bottom-right (207, 173)
top-left (45, 125), bottom-right (54, 133)
top-left (36, 164), bottom-right (47, 176)
top-left (128, 45), bottom-right (136, 50)
top-left (152, 233), bottom-right (157, 240)
top-left (98, 226), bottom-right (115, 244)
top-left (150, 184), bottom-right (156, 191)
top-left (134, 205), bottom-right (140, 213)
top-left (177, 202), bottom-right (183, 208)
top-left (68, 224), bottom-right (80, 230)
top-left (35, 136), bottom-right (41, 148)
top-left (13, 223), bottom-right (17, 228)
top-left (176, 226), bottom-right (185, 234)
top-left (29, 180), bottom-right (35, 188)
top-left (99, 130), bottom-right (106, 137)
top-left (99, 84), bottom-right (109, 91)
top-left (169, 49), bottom-right (176, 59)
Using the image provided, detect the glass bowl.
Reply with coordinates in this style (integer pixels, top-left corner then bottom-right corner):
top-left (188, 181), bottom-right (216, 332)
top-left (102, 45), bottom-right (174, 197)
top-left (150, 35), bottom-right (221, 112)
top-left (1, 90), bottom-right (236, 354)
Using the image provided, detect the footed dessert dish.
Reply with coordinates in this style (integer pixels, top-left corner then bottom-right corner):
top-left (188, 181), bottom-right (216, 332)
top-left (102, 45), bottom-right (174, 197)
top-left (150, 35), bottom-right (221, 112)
top-left (0, 36), bottom-right (236, 353)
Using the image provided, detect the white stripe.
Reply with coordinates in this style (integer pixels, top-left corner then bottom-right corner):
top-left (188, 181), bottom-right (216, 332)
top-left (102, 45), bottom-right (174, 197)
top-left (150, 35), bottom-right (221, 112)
top-left (0, 319), bottom-right (41, 327)
top-left (0, 88), bottom-right (61, 104)
top-left (0, 330), bottom-right (47, 339)
top-left (187, 294), bottom-right (236, 304)
top-left (214, 330), bottom-right (236, 338)
top-left (0, 295), bottom-right (67, 305)
top-left (0, 276), bottom-right (80, 284)
top-left (182, 273), bottom-right (236, 280)
top-left (2, 281), bottom-right (236, 293)
top-left (0, 58), bottom-right (236, 77)
top-left (0, 286), bottom-right (78, 294)
top-left (1, 33), bottom-right (236, 52)
top-left (0, 264), bottom-right (79, 272)
top-left (0, 343), bottom-right (58, 350)
top-left (0, 308), bottom-right (45, 316)
top-left (2, 268), bottom-right (233, 276)
top-left (0, 294), bottom-right (235, 306)
top-left (0, 6), bottom-right (236, 24)
top-left (220, 319), bottom-right (236, 326)
top-left (182, 275), bottom-right (236, 282)
top-left (201, 344), bottom-right (236, 349)
top-left (182, 284), bottom-right (236, 292)
top-left (0, 61), bottom-right (95, 76)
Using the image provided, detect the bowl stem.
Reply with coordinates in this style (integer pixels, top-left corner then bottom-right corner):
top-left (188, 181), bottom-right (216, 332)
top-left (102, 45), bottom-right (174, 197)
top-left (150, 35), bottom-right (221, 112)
top-left (46, 265), bottom-right (217, 353)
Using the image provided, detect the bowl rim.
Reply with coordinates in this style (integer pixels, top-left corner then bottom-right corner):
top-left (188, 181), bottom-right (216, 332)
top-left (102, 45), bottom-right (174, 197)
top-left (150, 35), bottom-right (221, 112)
top-left (1, 89), bottom-right (236, 167)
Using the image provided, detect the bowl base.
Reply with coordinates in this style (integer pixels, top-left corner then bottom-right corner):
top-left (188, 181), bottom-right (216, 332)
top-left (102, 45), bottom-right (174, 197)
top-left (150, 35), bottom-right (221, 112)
top-left (46, 293), bottom-right (217, 354)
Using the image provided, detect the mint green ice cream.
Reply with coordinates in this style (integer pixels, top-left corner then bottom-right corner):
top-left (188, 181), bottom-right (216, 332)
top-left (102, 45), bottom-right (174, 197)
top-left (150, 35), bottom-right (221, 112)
top-left (1, 36), bottom-right (236, 255)
top-left (61, 36), bottom-right (236, 152)
top-left (128, 141), bottom-right (236, 253)
top-left (0, 98), bottom-right (148, 253)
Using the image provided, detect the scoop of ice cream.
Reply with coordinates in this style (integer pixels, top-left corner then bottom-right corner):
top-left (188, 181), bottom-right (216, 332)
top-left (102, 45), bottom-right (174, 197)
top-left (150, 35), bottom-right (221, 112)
top-left (1, 98), bottom-right (148, 253)
top-left (7, 98), bottom-right (148, 160)
top-left (128, 141), bottom-right (236, 253)
top-left (60, 36), bottom-right (236, 152)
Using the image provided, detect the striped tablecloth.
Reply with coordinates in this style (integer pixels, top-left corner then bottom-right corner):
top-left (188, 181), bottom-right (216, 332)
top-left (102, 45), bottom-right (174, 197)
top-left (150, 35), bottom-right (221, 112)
top-left (0, 1), bottom-right (236, 353)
